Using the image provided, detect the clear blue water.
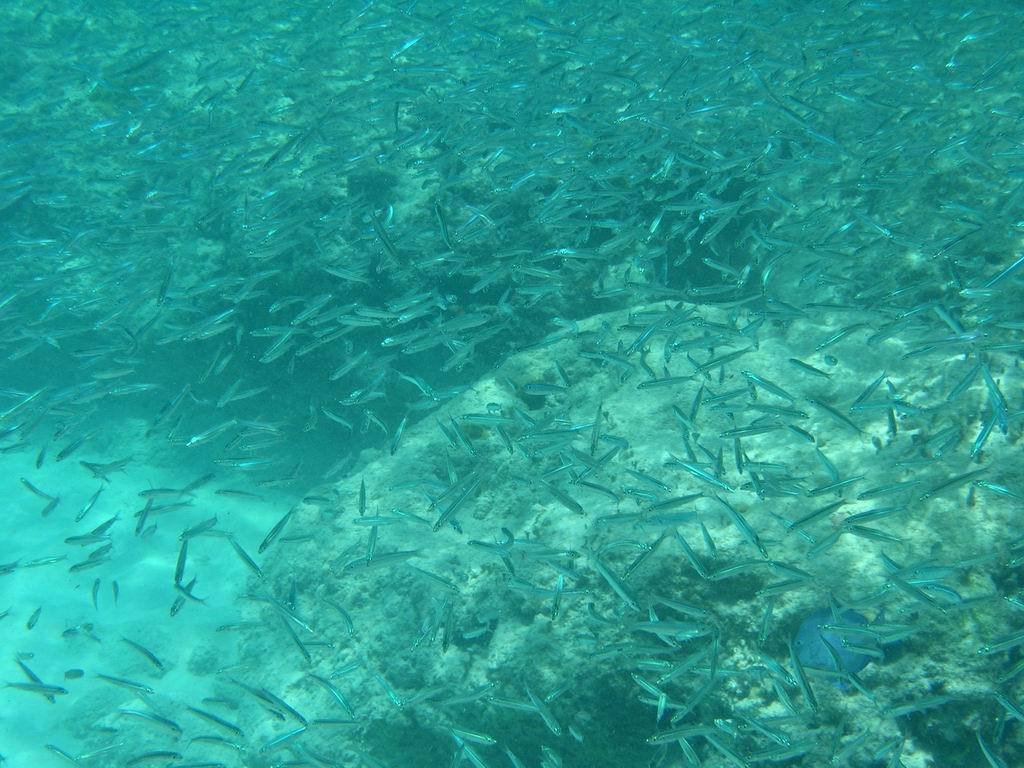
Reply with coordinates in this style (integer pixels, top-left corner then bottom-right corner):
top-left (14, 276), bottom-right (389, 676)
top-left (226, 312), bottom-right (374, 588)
top-left (1, 2), bottom-right (1022, 766)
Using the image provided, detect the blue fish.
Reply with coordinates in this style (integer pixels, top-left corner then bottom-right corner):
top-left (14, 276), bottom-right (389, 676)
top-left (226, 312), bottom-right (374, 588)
top-left (793, 607), bottom-right (876, 676)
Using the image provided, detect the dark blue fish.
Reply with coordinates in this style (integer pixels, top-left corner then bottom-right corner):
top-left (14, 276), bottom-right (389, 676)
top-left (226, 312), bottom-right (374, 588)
top-left (793, 607), bottom-right (876, 676)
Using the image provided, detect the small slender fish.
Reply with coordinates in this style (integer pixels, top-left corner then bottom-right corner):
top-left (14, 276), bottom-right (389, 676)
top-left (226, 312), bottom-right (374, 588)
top-left (806, 397), bottom-right (863, 434)
top-left (175, 539), bottom-right (188, 585)
top-left (21, 477), bottom-right (55, 500)
top-left (21, 554), bottom-right (65, 569)
top-left (56, 431), bottom-right (97, 462)
top-left (79, 457), bottom-right (132, 481)
top-left (259, 508), bottom-right (295, 554)
top-left (260, 725), bottom-right (307, 752)
top-left (75, 486), bottom-right (104, 522)
top-left (121, 637), bottom-right (165, 671)
top-left (540, 479), bottom-right (584, 516)
top-left (118, 707), bottom-right (182, 736)
top-left (343, 550), bottom-right (420, 573)
top-left (666, 457), bottom-right (733, 492)
top-left (181, 517), bottom-right (218, 540)
top-left (229, 536), bottom-right (263, 579)
top-left (788, 357), bottom-right (831, 378)
top-left (432, 473), bottom-right (482, 532)
top-left (96, 672), bottom-right (155, 695)
top-left (186, 419), bottom-right (237, 447)
top-left (45, 744), bottom-right (80, 765)
top-left (712, 495), bottom-right (769, 559)
top-left (215, 488), bottom-right (265, 499)
top-left (125, 751), bottom-right (183, 766)
top-left (15, 659), bottom-right (55, 703)
top-left (7, 681), bottom-right (69, 696)
top-left (976, 728), bottom-right (1009, 768)
top-left (390, 414), bottom-right (408, 455)
top-left (370, 211), bottom-right (401, 262)
top-left (588, 553), bottom-right (640, 612)
top-left (434, 198), bottom-right (455, 250)
top-left (525, 685), bottom-right (562, 736)
top-left (186, 704), bottom-right (246, 738)
top-left (181, 472), bottom-right (216, 494)
top-left (308, 673), bottom-right (356, 718)
top-left (521, 382), bottom-right (567, 396)
top-left (787, 639), bottom-right (818, 714)
top-left (740, 370), bottom-right (796, 402)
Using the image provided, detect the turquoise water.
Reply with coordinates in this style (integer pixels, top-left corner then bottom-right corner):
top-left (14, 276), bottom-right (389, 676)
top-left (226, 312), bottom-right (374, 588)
top-left (1, 1), bottom-right (1022, 766)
